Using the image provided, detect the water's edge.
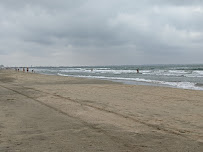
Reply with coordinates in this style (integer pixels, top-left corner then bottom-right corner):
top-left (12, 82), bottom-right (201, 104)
top-left (18, 64), bottom-right (203, 91)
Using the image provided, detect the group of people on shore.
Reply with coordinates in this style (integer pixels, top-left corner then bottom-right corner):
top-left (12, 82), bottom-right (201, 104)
top-left (15, 67), bottom-right (34, 73)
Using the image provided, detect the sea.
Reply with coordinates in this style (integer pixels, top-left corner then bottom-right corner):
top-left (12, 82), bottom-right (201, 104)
top-left (31, 64), bottom-right (203, 91)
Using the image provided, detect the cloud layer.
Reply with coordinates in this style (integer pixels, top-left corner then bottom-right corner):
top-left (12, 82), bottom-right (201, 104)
top-left (0, 0), bottom-right (203, 66)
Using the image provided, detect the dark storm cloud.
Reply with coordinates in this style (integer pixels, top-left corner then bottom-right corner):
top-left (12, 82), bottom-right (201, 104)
top-left (0, 0), bottom-right (203, 66)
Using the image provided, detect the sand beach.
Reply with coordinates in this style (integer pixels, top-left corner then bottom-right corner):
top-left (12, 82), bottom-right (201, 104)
top-left (0, 69), bottom-right (203, 151)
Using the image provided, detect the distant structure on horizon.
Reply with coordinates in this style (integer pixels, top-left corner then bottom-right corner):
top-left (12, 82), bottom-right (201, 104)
top-left (0, 65), bottom-right (4, 69)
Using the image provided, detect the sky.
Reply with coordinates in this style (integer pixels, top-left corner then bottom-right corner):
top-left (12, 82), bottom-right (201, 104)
top-left (0, 0), bottom-right (203, 66)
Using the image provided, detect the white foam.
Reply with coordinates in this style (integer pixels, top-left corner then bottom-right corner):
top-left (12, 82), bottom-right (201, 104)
top-left (185, 71), bottom-right (203, 78)
top-left (161, 81), bottom-right (203, 90)
top-left (142, 70), bottom-right (193, 77)
top-left (168, 70), bottom-right (188, 74)
top-left (60, 69), bottom-right (138, 74)
top-left (57, 73), bottom-right (203, 91)
top-left (44, 67), bottom-right (203, 78)
top-left (192, 70), bottom-right (203, 76)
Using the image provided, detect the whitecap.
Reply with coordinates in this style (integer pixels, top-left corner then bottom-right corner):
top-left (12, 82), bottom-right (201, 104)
top-left (57, 73), bottom-right (203, 91)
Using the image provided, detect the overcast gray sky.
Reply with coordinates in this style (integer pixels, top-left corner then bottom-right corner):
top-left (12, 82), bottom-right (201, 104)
top-left (0, 0), bottom-right (203, 66)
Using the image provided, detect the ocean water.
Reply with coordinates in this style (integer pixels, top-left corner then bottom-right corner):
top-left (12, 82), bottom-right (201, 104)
top-left (32, 64), bottom-right (203, 91)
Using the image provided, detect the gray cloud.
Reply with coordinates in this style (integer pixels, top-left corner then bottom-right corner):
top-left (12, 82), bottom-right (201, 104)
top-left (0, 0), bottom-right (203, 66)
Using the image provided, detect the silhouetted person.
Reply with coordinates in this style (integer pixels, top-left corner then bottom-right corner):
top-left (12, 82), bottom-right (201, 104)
top-left (137, 68), bottom-right (139, 73)
top-left (27, 68), bottom-right (29, 73)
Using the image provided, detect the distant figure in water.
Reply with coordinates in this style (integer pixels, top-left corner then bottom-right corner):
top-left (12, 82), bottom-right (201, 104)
top-left (27, 68), bottom-right (29, 73)
top-left (91, 68), bottom-right (93, 72)
top-left (137, 68), bottom-right (139, 73)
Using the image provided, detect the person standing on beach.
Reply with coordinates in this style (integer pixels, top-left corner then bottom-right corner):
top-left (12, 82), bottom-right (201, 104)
top-left (27, 68), bottom-right (29, 72)
top-left (23, 68), bottom-right (25, 72)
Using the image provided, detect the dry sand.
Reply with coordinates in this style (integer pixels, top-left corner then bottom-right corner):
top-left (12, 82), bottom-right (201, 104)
top-left (0, 69), bottom-right (203, 152)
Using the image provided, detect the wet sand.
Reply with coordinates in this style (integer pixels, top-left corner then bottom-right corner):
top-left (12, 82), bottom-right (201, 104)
top-left (0, 69), bottom-right (203, 152)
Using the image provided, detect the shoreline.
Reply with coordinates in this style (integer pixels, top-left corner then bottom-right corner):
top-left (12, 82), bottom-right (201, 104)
top-left (12, 63), bottom-right (203, 91)
top-left (0, 69), bottom-right (203, 151)
top-left (39, 70), bottom-right (203, 91)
